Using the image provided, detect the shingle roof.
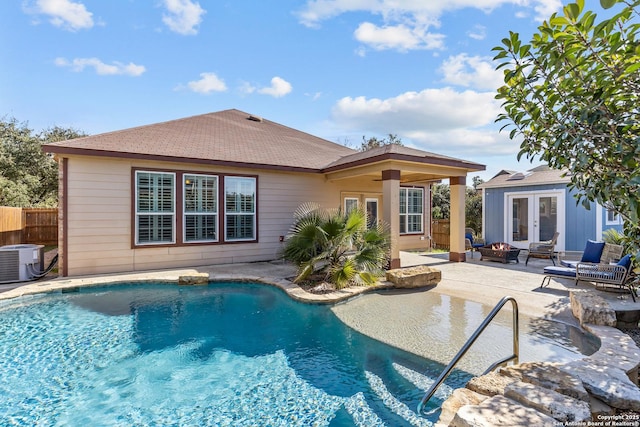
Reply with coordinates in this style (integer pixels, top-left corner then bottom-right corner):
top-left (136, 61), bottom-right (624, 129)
top-left (478, 165), bottom-right (571, 188)
top-left (44, 109), bottom-right (485, 173)
top-left (323, 143), bottom-right (485, 171)
top-left (44, 109), bottom-right (355, 172)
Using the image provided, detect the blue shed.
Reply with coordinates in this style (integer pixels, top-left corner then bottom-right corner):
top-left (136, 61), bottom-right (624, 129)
top-left (478, 165), bottom-right (623, 251)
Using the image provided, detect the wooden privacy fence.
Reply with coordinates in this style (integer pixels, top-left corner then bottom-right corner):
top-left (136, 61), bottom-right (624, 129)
top-left (0, 207), bottom-right (58, 247)
top-left (432, 219), bottom-right (450, 250)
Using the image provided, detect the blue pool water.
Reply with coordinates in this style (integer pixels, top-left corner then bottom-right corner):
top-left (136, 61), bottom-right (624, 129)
top-left (0, 282), bottom-right (596, 426)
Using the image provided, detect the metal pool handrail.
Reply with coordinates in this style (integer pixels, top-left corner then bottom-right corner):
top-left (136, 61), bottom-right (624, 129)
top-left (417, 296), bottom-right (519, 415)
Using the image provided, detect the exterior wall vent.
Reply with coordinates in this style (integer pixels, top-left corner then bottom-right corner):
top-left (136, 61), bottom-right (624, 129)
top-left (247, 115), bottom-right (263, 122)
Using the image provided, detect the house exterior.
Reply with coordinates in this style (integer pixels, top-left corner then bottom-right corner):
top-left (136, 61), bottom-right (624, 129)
top-left (43, 109), bottom-right (485, 277)
top-left (479, 165), bottom-right (623, 252)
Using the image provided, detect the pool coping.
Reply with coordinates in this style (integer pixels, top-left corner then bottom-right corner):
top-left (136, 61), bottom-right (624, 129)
top-left (0, 262), bottom-right (395, 305)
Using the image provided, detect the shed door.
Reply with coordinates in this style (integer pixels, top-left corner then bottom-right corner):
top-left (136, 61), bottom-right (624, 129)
top-left (506, 192), bottom-right (564, 250)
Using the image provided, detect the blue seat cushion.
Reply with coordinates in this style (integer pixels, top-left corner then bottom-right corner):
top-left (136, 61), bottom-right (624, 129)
top-left (581, 240), bottom-right (605, 263)
top-left (543, 266), bottom-right (576, 278)
top-left (618, 254), bottom-right (632, 270)
top-left (465, 233), bottom-right (474, 244)
top-left (560, 260), bottom-right (579, 268)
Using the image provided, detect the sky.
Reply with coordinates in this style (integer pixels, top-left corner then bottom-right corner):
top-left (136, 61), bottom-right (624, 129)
top-left (0, 0), bottom-right (590, 182)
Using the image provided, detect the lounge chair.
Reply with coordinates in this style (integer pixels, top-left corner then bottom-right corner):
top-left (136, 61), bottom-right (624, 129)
top-left (558, 240), bottom-right (623, 268)
top-left (465, 228), bottom-right (485, 258)
top-left (525, 232), bottom-right (560, 266)
top-left (541, 253), bottom-right (636, 302)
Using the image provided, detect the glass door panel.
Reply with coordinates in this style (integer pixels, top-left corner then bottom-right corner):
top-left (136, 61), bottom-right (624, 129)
top-left (366, 198), bottom-right (378, 229)
top-left (512, 197), bottom-right (529, 242)
top-left (537, 196), bottom-right (557, 241)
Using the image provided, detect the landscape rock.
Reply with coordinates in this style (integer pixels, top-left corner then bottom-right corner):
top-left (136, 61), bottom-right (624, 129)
top-left (570, 290), bottom-right (617, 327)
top-left (583, 324), bottom-right (640, 385)
top-left (450, 395), bottom-right (557, 427)
top-left (435, 388), bottom-right (487, 427)
top-left (504, 380), bottom-right (591, 423)
top-left (560, 360), bottom-right (640, 411)
top-left (466, 371), bottom-right (517, 397)
top-left (589, 396), bottom-right (614, 418)
top-left (385, 265), bottom-right (441, 288)
top-left (499, 361), bottom-right (589, 401)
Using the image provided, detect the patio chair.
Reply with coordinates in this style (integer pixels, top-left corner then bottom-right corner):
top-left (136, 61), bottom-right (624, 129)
top-left (525, 231), bottom-right (560, 266)
top-left (558, 240), bottom-right (607, 269)
top-left (541, 254), bottom-right (636, 302)
top-left (465, 228), bottom-right (485, 258)
top-left (577, 254), bottom-right (636, 301)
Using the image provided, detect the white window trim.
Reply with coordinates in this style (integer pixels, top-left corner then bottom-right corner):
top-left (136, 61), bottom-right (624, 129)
top-left (502, 189), bottom-right (566, 251)
top-left (224, 176), bottom-right (257, 242)
top-left (400, 187), bottom-right (424, 235)
top-left (183, 173), bottom-right (219, 243)
top-left (135, 170), bottom-right (176, 246)
top-left (344, 197), bottom-right (359, 213)
top-left (605, 209), bottom-right (622, 226)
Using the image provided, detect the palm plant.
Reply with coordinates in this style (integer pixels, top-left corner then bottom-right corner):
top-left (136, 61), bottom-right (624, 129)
top-left (282, 203), bottom-right (390, 289)
top-left (603, 228), bottom-right (625, 246)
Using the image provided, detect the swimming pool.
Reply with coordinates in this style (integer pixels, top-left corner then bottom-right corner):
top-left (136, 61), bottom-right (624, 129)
top-left (0, 282), bottom-right (596, 426)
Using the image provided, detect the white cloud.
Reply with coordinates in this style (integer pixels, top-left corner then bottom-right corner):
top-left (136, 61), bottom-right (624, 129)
top-left (258, 77), bottom-right (293, 98)
top-left (162, 0), bottom-right (206, 35)
top-left (332, 87), bottom-right (500, 133)
top-left (467, 24), bottom-right (486, 40)
top-left (55, 57), bottom-right (146, 76)
top-left (439, 54), bottom-right (503, 91)
top-left (239, 81), bottom-right (257, 95)
top-left (186, 72), bottom-right (227, 94)
top-left (354, 22), bottom-right (445, 51)
top-left (405, 128), bottom-right (519, 155)
top-left (330, 87), bottom-right (508, 154)
top-left (307, 91), bottom-right (323, 101)
top-left (298, 0), bottom-right (560, 26)
top-left (297, 0), bottom-right (563, 52)
top-left (28, 0), bottom-right (94, 31)
top-left (532, 0), bottom-right (562, 21)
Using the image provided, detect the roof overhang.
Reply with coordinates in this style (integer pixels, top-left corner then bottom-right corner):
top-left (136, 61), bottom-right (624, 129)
top-left (323, 157), bottom-right (485, 183)
top-left (43, 146), bottom-right (322, 174)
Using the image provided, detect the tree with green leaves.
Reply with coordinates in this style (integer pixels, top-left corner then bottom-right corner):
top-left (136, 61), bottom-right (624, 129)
top-left (359, 134), bottom-right (403, 151)
top-left (493, 0), bottom-right (640, 257)
top-left (0, 117), bottom-right (86, 207)
top-left (431, 183), bottom-right (450, 220)
top-left (431, 178), bottom-right (484, 234)
top-left (282, 203), bottom-right (390, 289)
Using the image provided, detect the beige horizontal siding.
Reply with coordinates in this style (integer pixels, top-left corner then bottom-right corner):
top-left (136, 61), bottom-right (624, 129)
top-left (62, 156), bottom-right (438, 276)
top-left (63, 156), bottom-right (343, 276)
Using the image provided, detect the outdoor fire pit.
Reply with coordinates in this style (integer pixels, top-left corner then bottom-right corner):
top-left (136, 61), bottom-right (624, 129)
top-left (478, 242), bottom-right (521, 264)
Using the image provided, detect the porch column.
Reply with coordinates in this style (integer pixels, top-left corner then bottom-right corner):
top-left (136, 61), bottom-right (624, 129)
top-left (449, 176), bottom-right (466, 262)
top-left (382, 169), bottom-right (401, 269)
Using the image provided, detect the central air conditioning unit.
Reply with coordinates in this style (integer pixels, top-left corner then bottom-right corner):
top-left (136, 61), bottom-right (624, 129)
top-left (0, 244), bottom-right (44, 284)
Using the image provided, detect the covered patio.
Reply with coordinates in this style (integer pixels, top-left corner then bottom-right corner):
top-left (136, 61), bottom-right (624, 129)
top-left (322, 144), bottom-right (485, 268)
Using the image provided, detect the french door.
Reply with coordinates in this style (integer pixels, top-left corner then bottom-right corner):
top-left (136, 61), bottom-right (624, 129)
top-left (506, 191), bottom-right (564, 250)
top-left (365, 198), bottom-right (379, 229)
